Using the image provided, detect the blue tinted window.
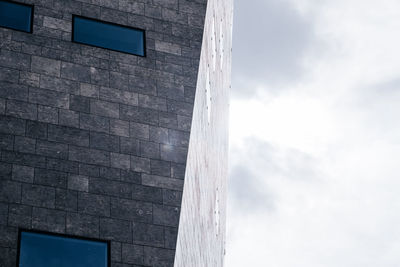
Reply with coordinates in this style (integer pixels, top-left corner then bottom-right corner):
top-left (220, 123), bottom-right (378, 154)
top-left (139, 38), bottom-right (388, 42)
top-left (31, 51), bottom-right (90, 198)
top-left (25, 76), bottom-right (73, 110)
top-left (18, 230), bottom-right (109, 267)
top-left (0, 0), bottom-right (33, 33)
top-left (72, 16), bottom-right (145, 56)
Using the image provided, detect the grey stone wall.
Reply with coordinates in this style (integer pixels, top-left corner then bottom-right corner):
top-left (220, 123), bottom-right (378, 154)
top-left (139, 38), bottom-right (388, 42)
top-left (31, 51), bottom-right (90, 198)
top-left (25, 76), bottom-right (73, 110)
top-left (0, 0), bottom-right (208, 266)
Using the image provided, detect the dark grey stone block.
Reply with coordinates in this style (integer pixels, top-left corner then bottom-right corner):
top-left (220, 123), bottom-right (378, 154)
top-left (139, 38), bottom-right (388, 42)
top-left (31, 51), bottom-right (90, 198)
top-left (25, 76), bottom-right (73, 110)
top-left (138, 94), bottom-right (167, 112)
top-left (130, 156), bottom-right (150, 173)
top-left (80, 83), bottom-right (99, 98)
top-left (26, 120), bottom-right (47, 140)
top-left (100, 217), bottom-right (132, 243)
top-left (168, 129), bottom-right (189, 146)
top-left (141, 174), bottom-right (183, 191)
top-left (61, 62), bottom-right (91, 82)
top-left (121, 243), bottom-right (144, 265)
top-left (177, 115), bottom-right (191, 132)
top-left (68, 174), bottom-right (89, 192)
top-left (120, 137), bottom-right (140, 156)
top-left (120, 105), bottom-right (158, 126)
top-left (0, 67), bottom-right (19, 83)
top-left (164, 227), bottom-right (178, 249)
top-left (109, 72), bottom-right (129, 91)
top-left (0, 247), bottom-right (16, 267)
top-left (132, 184), bottom-right (163, 204)
top-left (2, 151), bottom-right (46, 168)
top-left (0, 81), bottom-right (28, 101)
top-left (110, 119), bottom-right (130, 137)
top-left (14, 136), bottom-right (36, 154)
top-left (0, 181), bottom-right (21, 203)
top-left (29, 87), bottom-right (69, 109)
top-left (132, 222), bottom-right (164, 247)
top-left (0, 50), bottom-right (30, 70)
top-left (110, 241), bottom-right (121, 262)
top-left (110, 198), bottom-right (152, 223)
top-left (70, 94), bottom-right (90, 113)
top-left (80, 113), bottom-right (110, 134)
top-left (59, 109), bottom-right (79, 128)
top-left (159, 112), bottom-right (178, 129)
top-left (31, 56), bottom-right (61, 77)
top-left (38, 105), bottom-right (58, 124)
top-left (162, 189), bottom-right (182, 206)
top-left (8, 204), bottom-right (31, 228)
top-left (0, 162), bottom-right (12, 180)
top-left (99, 166), bottom-right (120, 180)
top-left (6, 100), bottom-right (37, 120)
top-left (90, 132), bottom-right (119, 152)
top-left (0, 98), bottom-right (5, 115)
top-left (100, 86), bottom-right (138, 105)
top-left (153, 204), bottom-right (179, 227)
top-left (120, 170), bottom-right (141, 184)
top-left (79, 163), bottom-right (100, 177)
top-left (0, 203), bottom-right (7, 225)
top-left (66, 212), bottom-right (99, 238)
top-left (47, 158), bottom-right (79, 174)
top-left (69, 146), bottom-right (110, 166)
top-left (111, 153), bottom-right (131, 170)
top-left (143, 246), bottom-right (175, 267)
top-left (160, 144), bottom-right (188, 164)
top-left (119, 0), bottom-right (144, 14)
top-left (12, 164), bottom-right (34, 183)
top-left (90, 99), bottom-right (119, 119)
top-left (22, 184), bottom-right (55, 208)
top-left (0, 225), bottom-right (17, 247)
top-left (55, 188), bottom-right (77, 212)
top-left (36, 140), bottom-right (68, 159)
top-left (32, 207), bottom-right (66, 233)
top-left (89, 177), bottom-right (131, 199)
top-left (78, 192), bottom-right (110, 217)
top-left (140, 141), bottom-right (160, 159)
top-left (150, 159), bottom-right (171, 177)
top-left (48, 124), bottom-right (89, 147)
top-left (0, 133), bottom-right (13, 151)
top-left (40, 75), bottom-right (79, 94)
top-left (149, 126), bottom-right (168, 144)
top-left (166, 99), bottom-right (193, 116)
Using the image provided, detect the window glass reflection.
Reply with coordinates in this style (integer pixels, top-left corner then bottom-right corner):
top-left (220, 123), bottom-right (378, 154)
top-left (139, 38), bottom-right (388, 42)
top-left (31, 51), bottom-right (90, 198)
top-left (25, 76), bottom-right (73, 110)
top-left (19, 231), bottom-right (108, 267)
top-left (0, 0), bottom-right (33, 33)
top-left (72, 16), bottom-right (145, 56)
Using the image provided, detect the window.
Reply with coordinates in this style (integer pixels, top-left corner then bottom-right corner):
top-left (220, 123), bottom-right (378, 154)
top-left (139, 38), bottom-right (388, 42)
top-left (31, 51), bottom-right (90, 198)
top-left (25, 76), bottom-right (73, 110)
top-left (17, 229), bottom-right (110, 267)
top-left (0, 0), bottom-right (33, 33)
top-left (72, 15), bottom-right (145, 57)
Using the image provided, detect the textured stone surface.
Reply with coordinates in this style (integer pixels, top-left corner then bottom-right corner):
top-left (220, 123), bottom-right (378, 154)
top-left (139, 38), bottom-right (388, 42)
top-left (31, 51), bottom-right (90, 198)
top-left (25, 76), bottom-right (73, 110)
top-left (0, 0), bottom-right (220, 266)
top-left (174, 0), bottom-right (233, 266)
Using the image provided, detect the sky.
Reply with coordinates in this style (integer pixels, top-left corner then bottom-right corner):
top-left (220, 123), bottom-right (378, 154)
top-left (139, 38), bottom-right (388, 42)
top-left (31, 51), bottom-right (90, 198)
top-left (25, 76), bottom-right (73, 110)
top-left (226, 0), bottom-right (400, 266)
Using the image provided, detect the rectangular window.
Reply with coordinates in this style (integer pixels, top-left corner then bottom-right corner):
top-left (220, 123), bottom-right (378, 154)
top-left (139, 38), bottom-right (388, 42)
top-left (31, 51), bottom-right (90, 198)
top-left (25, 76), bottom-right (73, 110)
top-left (72, 15), bottom-right (145, 57)
top-left (17, 229), bottom-right (110, 267)
top-left (0, 0), bottom-right (33, 33)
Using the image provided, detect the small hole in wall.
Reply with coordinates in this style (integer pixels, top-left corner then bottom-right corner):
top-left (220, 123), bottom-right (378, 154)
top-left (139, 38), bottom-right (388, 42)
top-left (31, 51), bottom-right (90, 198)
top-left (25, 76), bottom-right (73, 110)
top-left (211, 15), bottom-right (216, 71)
top-left (215, 188), bottom-right (220, 236)
top-left (219, 20), bottom-right (224, 70)
top-left (206, 67), bottom-right (211, 124)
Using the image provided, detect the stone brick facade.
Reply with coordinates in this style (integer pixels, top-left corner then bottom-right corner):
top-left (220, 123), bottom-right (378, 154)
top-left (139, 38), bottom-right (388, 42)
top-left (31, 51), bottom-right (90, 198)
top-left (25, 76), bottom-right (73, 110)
top-left (0, 0), bottom-right (209, 266)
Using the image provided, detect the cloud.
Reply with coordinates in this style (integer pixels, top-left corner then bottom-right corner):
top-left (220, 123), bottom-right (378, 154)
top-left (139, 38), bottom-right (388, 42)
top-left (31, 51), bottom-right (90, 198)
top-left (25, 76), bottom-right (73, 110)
top-left (228, 137), bottom-right (321, 216)
top-left (227, 1), bottom-right (400, 266)
top-left (232, 0), bottom-right (315, 98)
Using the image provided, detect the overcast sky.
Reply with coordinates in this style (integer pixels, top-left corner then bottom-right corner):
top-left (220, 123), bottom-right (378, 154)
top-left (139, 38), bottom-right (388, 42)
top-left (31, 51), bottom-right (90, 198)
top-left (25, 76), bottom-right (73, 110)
top-left (226, 0), bottom-right (400, 266)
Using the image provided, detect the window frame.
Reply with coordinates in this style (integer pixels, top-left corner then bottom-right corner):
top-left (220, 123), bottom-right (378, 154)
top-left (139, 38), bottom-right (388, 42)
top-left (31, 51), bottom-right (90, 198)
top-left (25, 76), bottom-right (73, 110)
top-left (16, 228), bottom-right (111, 267)
top-left (71, 14), bottom-right (146, 57)
top-left (0, 0), bottom-right (34, 33)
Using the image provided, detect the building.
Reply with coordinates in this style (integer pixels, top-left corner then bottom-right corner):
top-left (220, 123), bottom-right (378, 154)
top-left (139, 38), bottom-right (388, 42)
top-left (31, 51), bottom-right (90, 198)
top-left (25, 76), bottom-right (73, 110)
top-left (0, 0), bottom-right (232, 266)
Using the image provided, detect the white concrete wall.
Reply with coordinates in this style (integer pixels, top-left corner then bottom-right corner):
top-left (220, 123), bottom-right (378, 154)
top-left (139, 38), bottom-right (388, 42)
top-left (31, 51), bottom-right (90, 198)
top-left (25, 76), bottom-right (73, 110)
top-left (174, 0), bottom-right (233, 266)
